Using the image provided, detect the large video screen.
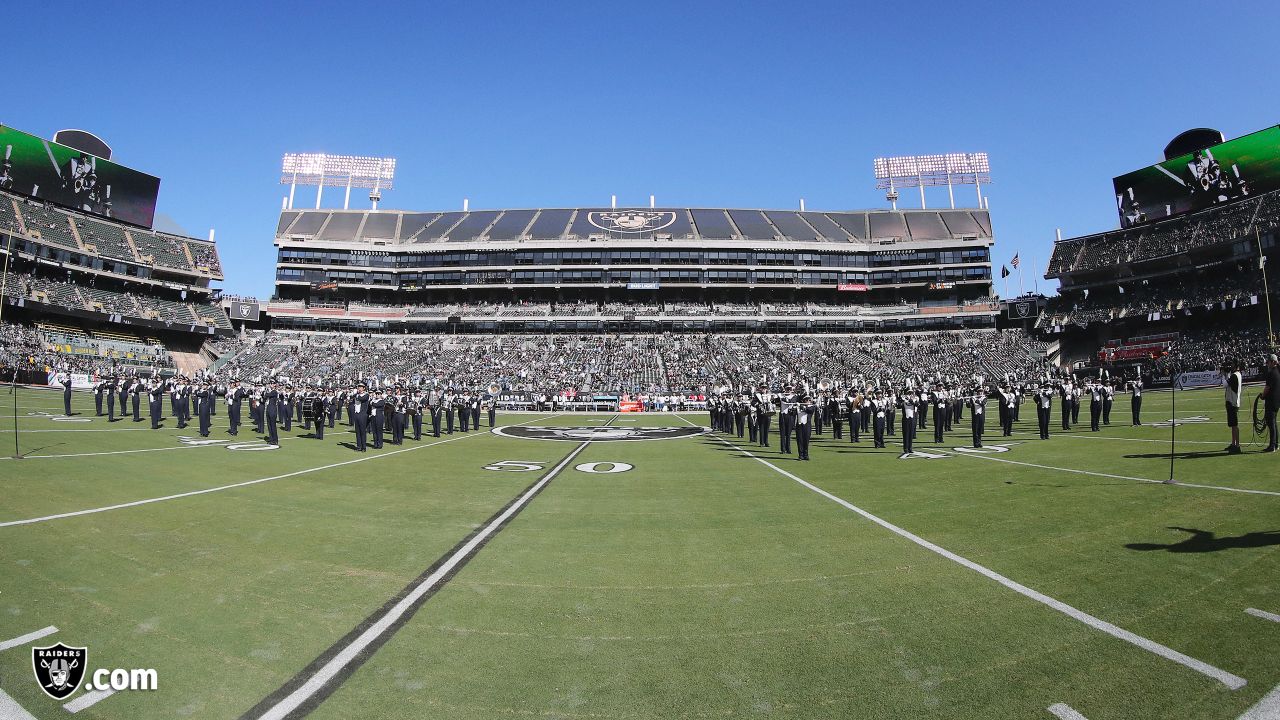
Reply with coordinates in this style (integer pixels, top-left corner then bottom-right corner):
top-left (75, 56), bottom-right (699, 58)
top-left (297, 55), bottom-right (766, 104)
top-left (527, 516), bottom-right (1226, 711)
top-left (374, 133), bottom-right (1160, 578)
top-left (1113, 125), bottom-right (1280, 228)
top-left (0, 124), bottom-right (159, 228)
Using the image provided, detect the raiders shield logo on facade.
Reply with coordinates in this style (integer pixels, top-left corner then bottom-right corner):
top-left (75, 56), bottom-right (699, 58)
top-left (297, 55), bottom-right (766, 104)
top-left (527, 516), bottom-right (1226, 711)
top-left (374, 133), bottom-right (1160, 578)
top-left (492, 425), bottom-right (707, 442)
top-left (32, 643), bottom-right (87, 700)
top-left (1016, 302), bottom-right (1031, 317)
top-left (239, 305), bottom-right (252, 317)
top-left (586, 211), bottom-right (677, 234)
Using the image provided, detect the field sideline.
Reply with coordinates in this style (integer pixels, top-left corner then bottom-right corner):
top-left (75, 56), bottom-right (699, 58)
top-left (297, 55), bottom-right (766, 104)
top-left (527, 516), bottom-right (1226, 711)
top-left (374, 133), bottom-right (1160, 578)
top-left (1, 385), bottom-right (1279, 719)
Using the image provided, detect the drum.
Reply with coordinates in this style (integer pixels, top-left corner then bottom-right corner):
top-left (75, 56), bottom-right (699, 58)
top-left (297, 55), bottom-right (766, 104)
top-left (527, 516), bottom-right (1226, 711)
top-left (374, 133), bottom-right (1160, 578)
top-left (300, 396), bottom-right (321, 423)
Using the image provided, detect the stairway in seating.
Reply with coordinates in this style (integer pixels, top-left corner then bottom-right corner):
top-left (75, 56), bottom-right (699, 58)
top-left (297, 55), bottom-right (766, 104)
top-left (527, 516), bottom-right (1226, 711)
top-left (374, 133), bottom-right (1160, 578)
top-left (67, 216), bottom-right (87, 250)
top-left (9, 198), bottom-right (26, 235)
top-left (170, 350), bottom-right (209, 376)
top-left (181, 241), bottom-right (196, 269)
top-left (124, 231), bottom-right (144, 262)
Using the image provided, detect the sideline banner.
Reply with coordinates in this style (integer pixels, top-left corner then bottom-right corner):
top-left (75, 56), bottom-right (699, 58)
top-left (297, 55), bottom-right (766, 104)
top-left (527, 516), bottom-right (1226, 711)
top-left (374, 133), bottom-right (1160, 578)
top-left (1175, 370), bottom-right (1222, 389)
top-left (46, 372), bottom-right (94, 389)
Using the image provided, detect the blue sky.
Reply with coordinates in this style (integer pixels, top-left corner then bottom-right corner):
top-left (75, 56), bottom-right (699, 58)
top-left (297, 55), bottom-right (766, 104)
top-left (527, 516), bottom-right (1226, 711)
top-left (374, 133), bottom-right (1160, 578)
top-left (5, 0), bottom-right (1278, 297)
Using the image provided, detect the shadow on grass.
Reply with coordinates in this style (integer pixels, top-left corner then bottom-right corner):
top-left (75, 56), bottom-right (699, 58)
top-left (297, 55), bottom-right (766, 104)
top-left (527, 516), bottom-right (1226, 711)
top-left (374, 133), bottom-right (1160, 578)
top-left (1126, 527), bottom-right (1280, 553)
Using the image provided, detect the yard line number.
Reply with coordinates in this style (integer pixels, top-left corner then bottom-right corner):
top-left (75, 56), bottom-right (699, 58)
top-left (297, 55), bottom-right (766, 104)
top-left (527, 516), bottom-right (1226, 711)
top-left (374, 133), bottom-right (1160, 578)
top-left (484, 460), bottom-right (634, 474)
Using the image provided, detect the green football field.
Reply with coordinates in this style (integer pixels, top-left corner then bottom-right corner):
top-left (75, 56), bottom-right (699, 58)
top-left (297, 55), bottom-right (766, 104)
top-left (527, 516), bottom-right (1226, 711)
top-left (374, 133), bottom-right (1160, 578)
top-left (1, 385), bottom-right (1279, 720)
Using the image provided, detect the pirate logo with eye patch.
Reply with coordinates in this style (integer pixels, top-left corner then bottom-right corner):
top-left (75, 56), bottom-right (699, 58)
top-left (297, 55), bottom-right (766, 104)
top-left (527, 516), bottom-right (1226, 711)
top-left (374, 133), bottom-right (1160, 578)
top-left (33, 643), bottom-right (87, 700)
top-left (587, 211), bottom-right (677, 234)
top-left (492, 426), bottom-right (707, 442)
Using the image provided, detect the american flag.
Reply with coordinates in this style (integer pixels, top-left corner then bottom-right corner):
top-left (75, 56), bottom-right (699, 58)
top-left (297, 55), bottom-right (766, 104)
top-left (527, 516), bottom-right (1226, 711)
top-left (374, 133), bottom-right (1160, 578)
top-left (1010, 253), bottom-right (1020, 269)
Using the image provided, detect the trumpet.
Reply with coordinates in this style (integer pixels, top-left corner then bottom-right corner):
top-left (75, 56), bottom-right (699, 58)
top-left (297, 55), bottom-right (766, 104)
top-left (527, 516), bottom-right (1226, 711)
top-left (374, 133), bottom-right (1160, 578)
top-left (487, 383), bottom-right (501, 396)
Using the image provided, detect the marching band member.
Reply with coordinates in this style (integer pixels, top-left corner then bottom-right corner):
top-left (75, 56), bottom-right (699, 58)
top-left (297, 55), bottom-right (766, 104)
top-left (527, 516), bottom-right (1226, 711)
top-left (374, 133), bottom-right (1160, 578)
top-left (444, 389), bottom-right (456, 434)
top-left (871, 391), bottom-right (887, 448)
top-left (795, 395), bottom-right (814, 461)
top-left (411, 388), bottom-right (424, 440)
top-left (967, 386), bottom-right (987, 448)
top-left (1129, 377), bottom-right (1143, 426)
top-left (1089, 381), bottom-right (1103, 432)
top-left (226, 380), bottom-right (246, 436)
top-left (196, 381), bottom-right (212, 437)
top-left (1037, 383), bottom-right (1054, 440)
top-left (370, 390), bottom-right (386, 449)
top-left (148, 378), bottom-right (164, 429)
top-left (262, 381), bottom-right (280, 446)
top-left (778, 389), bottom-right (796, 455)
top-left (350, 382), bottom-right (370, 452)
top-left (933, 384), bottom-right (947, 444)
top-left (897, 389), bottom-right (917, 455)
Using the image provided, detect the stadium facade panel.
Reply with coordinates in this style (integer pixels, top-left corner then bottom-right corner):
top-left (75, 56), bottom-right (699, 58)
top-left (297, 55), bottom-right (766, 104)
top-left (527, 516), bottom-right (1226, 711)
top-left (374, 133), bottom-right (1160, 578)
top-left (270, 207), bottom-right (997, 332)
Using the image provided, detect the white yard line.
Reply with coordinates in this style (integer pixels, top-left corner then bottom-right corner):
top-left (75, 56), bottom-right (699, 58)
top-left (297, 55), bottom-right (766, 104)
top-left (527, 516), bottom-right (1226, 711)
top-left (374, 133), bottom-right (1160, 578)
top-left (249, 427), bottom-right (602, 719)
top-left (1056, 433), bottom-right (1221, 446)
top-left (0, 430), bottom-right (350, 460)
top-left (63, 688), bottom-right (115, 714)
top-left (936, 448), bottom-right (1280, 497)
top-left (0, 688), bottom-right (36, 720)
top-left (1048, 703), bottom-right (1089, 720)
top-left (1245, 608), bottom-right (1280, 624)
top-left (1238, 684), bottom-right (1280, 719)
top-left (0, 427), bottom-right (162, 433)
top-left (0, 415), bottom-right (558, 528)
top-left (0, 625), bottom-right (57, 652)
top-left (691, 421), bottom-right (1248, 690)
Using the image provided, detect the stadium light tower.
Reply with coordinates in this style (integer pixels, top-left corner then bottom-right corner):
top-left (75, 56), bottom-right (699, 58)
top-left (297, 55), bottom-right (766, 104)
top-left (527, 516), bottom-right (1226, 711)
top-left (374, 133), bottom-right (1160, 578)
top-left (874, 152), bottom-right (991, 210)
top-left (280, 153), bottom-right (397, 210)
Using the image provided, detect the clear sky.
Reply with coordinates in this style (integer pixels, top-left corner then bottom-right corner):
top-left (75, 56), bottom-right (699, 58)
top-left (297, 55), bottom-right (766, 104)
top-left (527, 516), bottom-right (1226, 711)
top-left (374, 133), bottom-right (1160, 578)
top-left (5, 0), bottom-right (1278, 298)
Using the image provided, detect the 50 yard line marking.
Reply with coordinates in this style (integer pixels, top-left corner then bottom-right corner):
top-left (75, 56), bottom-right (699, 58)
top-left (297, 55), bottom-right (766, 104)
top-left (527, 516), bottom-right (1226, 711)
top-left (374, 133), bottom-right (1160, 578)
top-left (0, 414), bottom-right (560, 528)
top-left (676, 416), bottom-right (1248, 690)
top-left (243, 414), bottom-right (618, 720)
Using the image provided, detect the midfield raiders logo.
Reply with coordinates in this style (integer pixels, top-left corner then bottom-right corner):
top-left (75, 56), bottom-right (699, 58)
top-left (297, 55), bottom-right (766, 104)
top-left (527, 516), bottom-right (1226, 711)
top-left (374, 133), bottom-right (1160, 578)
top-left (586, 211), bottom-right (677, 234)
top-left (492, 426), bottom-right (707, 442)
top-left (33, 643), bottom-right (87, 700)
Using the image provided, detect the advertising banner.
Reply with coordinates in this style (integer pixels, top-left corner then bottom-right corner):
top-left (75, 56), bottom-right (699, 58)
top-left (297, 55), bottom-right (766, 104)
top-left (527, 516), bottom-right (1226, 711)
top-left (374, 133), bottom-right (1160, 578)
top-left (46, 372), bottom-right (93, 389)
top-left (1175, 370), bottom-right (1223, 389)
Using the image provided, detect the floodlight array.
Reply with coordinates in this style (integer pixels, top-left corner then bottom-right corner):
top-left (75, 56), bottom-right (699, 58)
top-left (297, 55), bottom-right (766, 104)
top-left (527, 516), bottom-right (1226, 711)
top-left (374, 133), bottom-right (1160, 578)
top-left (873, 152), bottom-right (991, 189)
top-left (280, 153), bottom-right (397, 189)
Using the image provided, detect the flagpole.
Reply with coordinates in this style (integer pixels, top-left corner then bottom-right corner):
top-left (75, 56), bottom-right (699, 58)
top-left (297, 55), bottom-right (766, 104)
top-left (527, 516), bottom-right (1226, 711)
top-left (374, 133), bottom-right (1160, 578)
top-left (1017, 265), bottom-right (1025, 295)
top-left (1029, 254), bottom-right (1040, 294)
top-left (1258, 227), bottom-right (1276, 349)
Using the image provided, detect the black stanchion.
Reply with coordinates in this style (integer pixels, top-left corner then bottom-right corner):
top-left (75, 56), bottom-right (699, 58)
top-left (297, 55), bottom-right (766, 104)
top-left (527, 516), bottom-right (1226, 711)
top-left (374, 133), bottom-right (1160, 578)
top-left (1165, 363), bottom-right (1181, 484)
top-left (11, 374), bottom-right (19, 460)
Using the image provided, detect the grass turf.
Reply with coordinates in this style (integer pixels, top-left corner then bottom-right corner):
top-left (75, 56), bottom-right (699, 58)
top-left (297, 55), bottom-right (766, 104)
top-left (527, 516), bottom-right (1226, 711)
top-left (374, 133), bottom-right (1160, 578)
top-left (0, 384), bottom-right (1278, 719)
